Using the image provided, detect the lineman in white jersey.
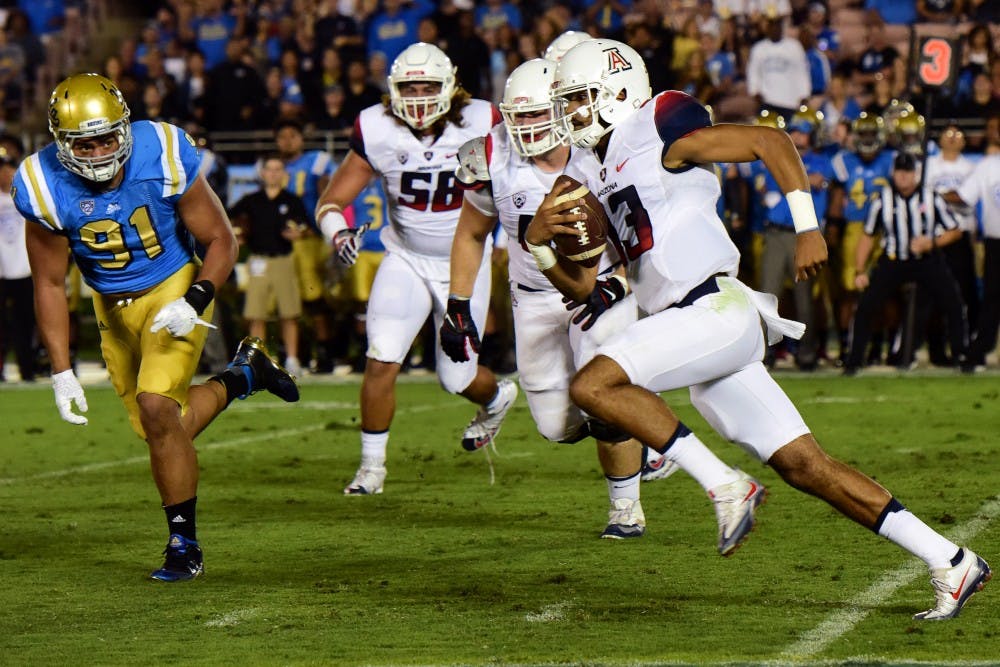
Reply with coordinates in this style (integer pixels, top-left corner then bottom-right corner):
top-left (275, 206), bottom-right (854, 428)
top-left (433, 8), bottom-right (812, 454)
top-left (445, 58), bottom-right (684, 540)
top-left (316, 43), bottom-right (517, 495)
top-left (528, 38), bottom-right (989, 619)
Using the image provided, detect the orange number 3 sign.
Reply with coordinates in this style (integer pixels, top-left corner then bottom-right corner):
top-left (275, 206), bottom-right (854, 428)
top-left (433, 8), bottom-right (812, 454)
top-left (917, 37), bottom-right (955, 88)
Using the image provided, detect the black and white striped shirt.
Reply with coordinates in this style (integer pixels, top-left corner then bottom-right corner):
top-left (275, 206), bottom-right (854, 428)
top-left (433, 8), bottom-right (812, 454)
top-left (864, 185), bottom-right (959, 261)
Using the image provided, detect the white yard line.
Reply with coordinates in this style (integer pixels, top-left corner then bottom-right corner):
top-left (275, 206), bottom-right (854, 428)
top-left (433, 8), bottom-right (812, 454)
top-left (779, 496), bottom-right (1000, 661)
top-left (0, 401), bottom-right (457, 486)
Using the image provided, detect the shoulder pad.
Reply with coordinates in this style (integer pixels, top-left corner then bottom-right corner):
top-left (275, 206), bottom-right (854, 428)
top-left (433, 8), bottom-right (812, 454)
top-left (455, 135), bottom-right (492, 190)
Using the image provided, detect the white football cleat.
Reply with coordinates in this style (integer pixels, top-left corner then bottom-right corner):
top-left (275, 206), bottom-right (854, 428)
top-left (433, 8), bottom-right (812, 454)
top-left (913, 548), bottom-right (991, 620)
top-left (344, 464), bottom-right (386, 495)
top-left (600, 497), bottom-right (646, 539)
top-left (461, 379), bottom-right (517, 451)
top-left (640, 448), bottom-right (679, 482)
top-left (708, 470), bottom-right (766, 556)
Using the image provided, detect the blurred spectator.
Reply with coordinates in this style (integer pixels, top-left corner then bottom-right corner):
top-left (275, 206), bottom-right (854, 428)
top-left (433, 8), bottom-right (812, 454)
top-left (804, 2), bottom-right (839, 63)
top-left (864, 0), bottom-right (917, 25)
top-left (585, 0), bottom-right (632, 40)
top-left (178, 49), bottom-right (208, 123)
top-left (316, 84), bottom-right (352, 131)
top-left (314, 1), bottom-right (364, 64)
top-left (190, 0), bottom-right (243, 69)
top-left (819, 69), bottom-right (862, 132)
top-left (445, 11), bottom-right (491, 99)
top-left (917, 0), bottom-right (964, 22)
top-left (924, 124), bottom-right (980, 361)
top-left (0, 149), bottom-right (33, 382)
top-left (864, 72), bottom-right (897, 115)
top-left (428, 0), bottom-right (465, 47)
top-left (342, 59), bottom-right (383, 125)
top-left (5, 9), bottom-right (45, 84)
top-left (702, 28), bottom-right (736, 98)
top-left (945, 72), bottom-right (1000, 139)
top-left (746, 16), bottom-right (810, 117)
top-left (366, 0), bottom-right (435, 65)
top-left (967, 0), bottom-right (1000, 21)
top-left (231, 155), bottom-right (307, 376)
top-left (202, 37), bottom-right (266, 132)
top-left (476, 0), bottom-right (522, 35)
top-left (313, 46), bottom-right (344, 100)
top-left (799, 25), bottom-right (831, 96)
top-left (417, 17), bottom-right (446, 52)
top-left (15, 0), bottom-right (64, 37)
top-left (629, 20), bottom-right (675, 93)
top-left (670, 16), bottom-right (701, 75)
top-left (676, 49), bottom-right (715, 104)
top-left (693, 0), bottom-right (720, 39)
top-left (368, 51), bottom-right (389, 94)
top-left (0, 24), bottom-right (25, 122)
top-left (853, 22), bottom-right (901, 90)
top-left (135, 21), bottom-right (162, 79)
top-left (956, 24), bottom-right (996, 102)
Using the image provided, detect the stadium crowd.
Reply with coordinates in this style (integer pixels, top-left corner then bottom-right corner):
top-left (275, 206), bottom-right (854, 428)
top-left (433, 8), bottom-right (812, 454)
top-left (2, 0), bottom-right (1000, 382)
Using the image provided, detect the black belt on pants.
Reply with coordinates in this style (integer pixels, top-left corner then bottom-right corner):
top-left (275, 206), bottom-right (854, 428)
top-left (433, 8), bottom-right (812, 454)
top-left (672, 273), bottom-right (725, 308)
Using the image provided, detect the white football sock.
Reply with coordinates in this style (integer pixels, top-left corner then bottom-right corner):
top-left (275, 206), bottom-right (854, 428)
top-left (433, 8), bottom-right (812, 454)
top-left (360, 430), bottom-right (388, 467)
top-left (607, 472), bottom-right (640, 503)
top-left (662, 430), bottom-right (740, 491)
top-left (878, 508), bottom-right (960, 570)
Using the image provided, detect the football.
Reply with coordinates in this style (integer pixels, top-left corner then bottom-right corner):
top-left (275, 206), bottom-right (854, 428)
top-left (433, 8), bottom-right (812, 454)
top-left (549, 175), bottom-right (608, 268)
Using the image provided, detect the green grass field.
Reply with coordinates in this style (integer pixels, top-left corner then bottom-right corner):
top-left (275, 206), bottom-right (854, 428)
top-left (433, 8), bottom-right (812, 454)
top-left (1, 371), bottom-right (999, 666)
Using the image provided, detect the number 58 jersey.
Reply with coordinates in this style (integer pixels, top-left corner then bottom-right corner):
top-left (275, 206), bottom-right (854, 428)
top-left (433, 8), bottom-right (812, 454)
top-left (13, 120), bottom-right (202, 295)
top-left (349, 100), bottom-right (499, 260)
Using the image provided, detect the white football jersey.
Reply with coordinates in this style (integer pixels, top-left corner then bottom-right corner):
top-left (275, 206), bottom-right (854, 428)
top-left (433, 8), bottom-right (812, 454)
top-left (352, 99), bottom-right (499, 259)
top-left (481, 125), bottom-right (612, 290)
top-left (924, 154), bottom-right (977, 234)
top-left (564, 90), bottom-right (739, 314)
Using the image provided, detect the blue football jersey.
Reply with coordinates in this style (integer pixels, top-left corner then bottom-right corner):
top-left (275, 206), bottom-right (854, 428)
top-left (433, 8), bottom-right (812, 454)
top-left (284, 150), bottom-right (336, 228)
top-left (13, 121), bottom-right (202, 294)
top-left (831, 149), bottom-right (894, 223)
top-left (352, 177), bottom-right (387, 253)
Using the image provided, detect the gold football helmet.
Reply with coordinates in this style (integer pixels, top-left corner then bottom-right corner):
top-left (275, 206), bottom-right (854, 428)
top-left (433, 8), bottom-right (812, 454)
top-left (753, 109), bottom-right (786, 130)
top-left (888, 110), bottom-right (926, 155)
top-left (48, 73), bottom-right (132, 182)
top-left (851, 112), bottom-right (885, 160)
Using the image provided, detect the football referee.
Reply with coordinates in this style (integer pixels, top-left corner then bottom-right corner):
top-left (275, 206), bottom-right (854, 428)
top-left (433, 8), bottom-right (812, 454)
top-left (844, 153), bottom-right (968, 374)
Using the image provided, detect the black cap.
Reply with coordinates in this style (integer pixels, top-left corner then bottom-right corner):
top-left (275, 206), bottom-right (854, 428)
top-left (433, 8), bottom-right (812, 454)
top-left (893, 152), bottom-right (917, 172)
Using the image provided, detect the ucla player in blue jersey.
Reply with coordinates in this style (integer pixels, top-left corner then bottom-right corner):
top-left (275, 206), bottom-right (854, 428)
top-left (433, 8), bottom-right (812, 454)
top-left (274, 119), bottom-right (338, 373)
top-left (336, 177), bottom-right (388, 373)
top-left (827, 112), bottom-right (894, 363)
top-left (17, 74), bottom-right (300, 583)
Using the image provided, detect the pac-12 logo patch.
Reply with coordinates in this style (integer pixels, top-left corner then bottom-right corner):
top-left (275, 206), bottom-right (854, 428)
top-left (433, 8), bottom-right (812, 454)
top-left (604, 47), bottom-right (633, 74)
top-left (513, 192), bottom-right (526, 208)
top-left (80, 200), bottom-right (95, 214)
top-left (397, 153), bottom-right (408, 164)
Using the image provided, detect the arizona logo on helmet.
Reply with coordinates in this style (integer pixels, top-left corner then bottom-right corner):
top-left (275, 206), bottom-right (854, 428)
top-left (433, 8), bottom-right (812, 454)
top-left (604, 47), bottom-right (633, 74)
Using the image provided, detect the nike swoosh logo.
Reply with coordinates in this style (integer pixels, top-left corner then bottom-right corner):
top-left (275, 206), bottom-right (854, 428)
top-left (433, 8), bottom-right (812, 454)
top-left (951, 564), bottom-right (973, 600)
top-left (647, 459), bottom-right (665, 470)
top-left (616, 159), bottom-right (629, 172)
top-left (743, 482), bottom-right (759, 502)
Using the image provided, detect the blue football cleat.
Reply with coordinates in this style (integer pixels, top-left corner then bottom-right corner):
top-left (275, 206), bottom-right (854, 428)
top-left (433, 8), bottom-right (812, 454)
top-left (150, 534), bottom-right (204, 582)
top-left (229, 336), bottom-right (300, 402)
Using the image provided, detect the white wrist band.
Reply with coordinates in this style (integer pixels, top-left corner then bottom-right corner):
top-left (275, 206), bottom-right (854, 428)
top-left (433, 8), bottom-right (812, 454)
top-left (319, 209), bottom-right (348, 243)
top-left (527, 241), bottom-right (557, 271)
top-left (786, 189), bottom-right (820, 234)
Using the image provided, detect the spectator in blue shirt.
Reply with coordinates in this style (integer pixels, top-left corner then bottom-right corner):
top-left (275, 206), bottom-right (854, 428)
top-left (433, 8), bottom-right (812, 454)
top-left (190, 0), bottom-right (240, 69)
top-left (865, 0), bottom-right (917, 25)
top-left (475, 0), bottom-right (523, 34)
top-left (366, 0), bottom-right (435, 65)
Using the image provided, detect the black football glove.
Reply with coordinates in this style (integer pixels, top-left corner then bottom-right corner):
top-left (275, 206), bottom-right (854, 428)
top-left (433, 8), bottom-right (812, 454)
top-left (440, 297), bottom-right (481, 362)
top-left (563, 275), bottom-right (628, 331)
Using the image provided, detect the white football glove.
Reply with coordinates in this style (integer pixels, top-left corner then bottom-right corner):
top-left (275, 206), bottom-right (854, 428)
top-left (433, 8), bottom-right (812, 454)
top-left (333, 224), bottom-right (370, 267)
top-left (150, 297), bottom-right (216, 337)
top-left (52, 369), bottom-right (88, 425)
